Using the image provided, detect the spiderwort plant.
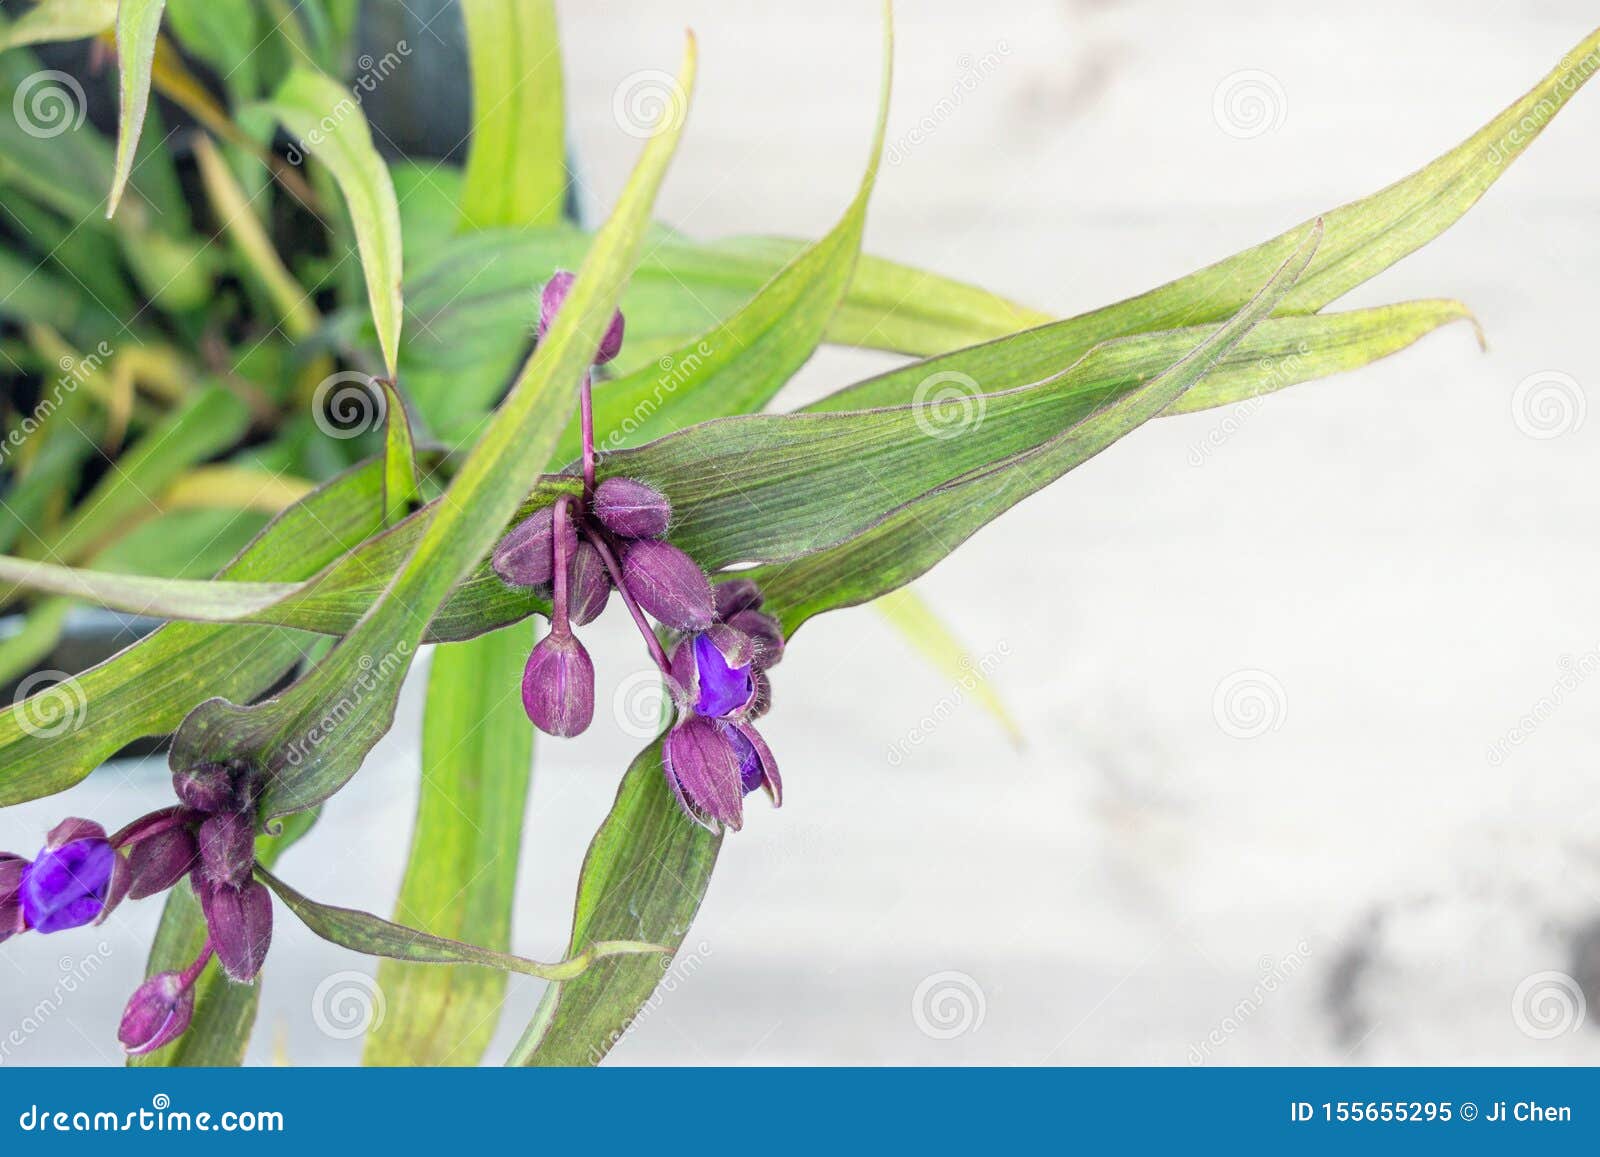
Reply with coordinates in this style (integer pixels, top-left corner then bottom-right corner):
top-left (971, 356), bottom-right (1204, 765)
top-left (0, 2), bottom-right (1595, 1072)
top-left (494, 275), bottom-right (783, 831)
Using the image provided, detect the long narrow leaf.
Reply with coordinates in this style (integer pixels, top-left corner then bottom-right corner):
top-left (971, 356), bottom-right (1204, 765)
top-left (362, 627), bottom-right (533, 1066)
top-left (457, 0), bottom-right (565, 229)
top-left (264, 68), bottom-right (404, 376)
top-left (106, 0), bottom-right (166, 218)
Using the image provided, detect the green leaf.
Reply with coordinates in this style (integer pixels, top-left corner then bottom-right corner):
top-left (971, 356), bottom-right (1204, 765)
top-left (872, 587), bottom-right (1021, 744)
top-left (0, 461), bottom-right (387, 807)
top-left (707, 234), bottom-right (1052, 358)
top-left (362, 626), bottom-right (533, 1066)
top-left (259, 867), bottom-right (661, 981)
top-left (129, 810), bottom-right (319, 1068)
top-left (750, 228), bottom-right (1335, 631)
top-left (0, 302), bottom-right (1470, 642)
top-left (107, 0), bottom-right (166, 219)
top-left (264, 68), bottom-right (404, 376)
top-left (510, 741), bottom-right (719, 1066)
top-left (170, 37), bottom-right (698, 825)
top-left (458, 0), bottom-right (566, 229)
top-left (379, 380), bottom-right (419, 526)
top-left (0, 0), bottom-right (115, 51)
top-left (600, 297), bottom-right (1465, 577)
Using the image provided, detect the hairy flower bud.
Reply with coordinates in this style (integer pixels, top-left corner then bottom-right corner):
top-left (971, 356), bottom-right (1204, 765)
top-left (539, 270), bottom-right (626, 366)
top-left (728, 608), bottom-right (785, 668)
top-left (621, 540), bottom-right (714, 631)
top-left (713, 579), bottom-right (764, 619)
top-left (198, 879), bottom-right (273, 984)
top-left (118, 971), bottom-right (195, 1056)
top-left (172, 761), bottom-right (238, 814)
top-left (567, 539), bottom-right (612, 626)
top-left (197, 812), bottom-right (255, 888)
top-left (522, 631), bottom-right (596, 737)
top-left (127, 828), bottom-right (200, 900)
top-left (492, 506), bottom-right (557, 588)
top-left (593, 476), bottom-right (672, 539)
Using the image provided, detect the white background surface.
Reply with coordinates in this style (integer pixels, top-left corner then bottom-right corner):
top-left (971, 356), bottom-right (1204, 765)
top-left (5, 0), bottom-right (1600, 1065)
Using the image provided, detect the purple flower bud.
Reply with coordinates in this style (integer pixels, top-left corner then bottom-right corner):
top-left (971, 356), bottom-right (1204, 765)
top-left (118, 971), bottom-right (195, 1056)
top-left (127, 828), bottom-right (200, 900)
top-left (567, 539), bottom-right (612, 626)
top-left (621, 540), bottom-right (714, 631)
top-left (522, 631), bottom-right (596, 737)
top-left (725, 721), bottom-right (782, 804)
top-left (172, 762), bottom-right (238, 814)
top-left (19, 821), bottom-right (123, 933)
top-left (198, 879), bottom-right (273, 984)
top-left (728, 608), bottom-right (785, 669)
top-left (0, 854), bottom-right (26, 944)
top-left (593, 477), bottom-right (672, 539)
top-left (662, 716), bottom-right (745, 832)
top-left (492, 506), bottom-right (557, 588)
top-left (713, 579), bottom-right (764, 619)
top-left (539, 270), bottom-right (626, 366)
top-left (197, 813), bottom-right (255, 889)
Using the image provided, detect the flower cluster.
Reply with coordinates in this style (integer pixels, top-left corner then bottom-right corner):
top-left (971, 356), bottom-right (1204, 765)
top-left (0, 759), bottom-right (275, 1056)
top-left (492, 273), bottom-right (786, 831)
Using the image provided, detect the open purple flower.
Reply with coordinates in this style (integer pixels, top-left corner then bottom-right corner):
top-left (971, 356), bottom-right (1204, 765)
top-left (661, 611), bottom-right (784, 832)
top-left (17, 819), bottom-right (127, 934)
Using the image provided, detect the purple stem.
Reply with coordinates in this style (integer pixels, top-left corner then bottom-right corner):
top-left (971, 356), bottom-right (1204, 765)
top-left (579, 369), bottom-right (597, 499)
top-left (178, 943), bottom-right (215, 990)
top-left (551, 495), bottom-right (575, 638)
top-left (588, 528), bottom-right (671, 673)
